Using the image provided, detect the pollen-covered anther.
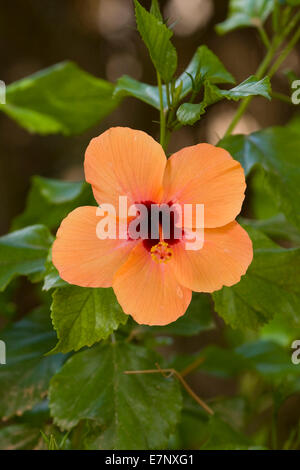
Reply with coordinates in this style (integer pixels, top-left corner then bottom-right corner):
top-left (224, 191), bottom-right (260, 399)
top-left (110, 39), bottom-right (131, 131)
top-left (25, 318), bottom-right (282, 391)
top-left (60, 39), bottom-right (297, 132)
top-left (150, 241), bottom-right (173, 264)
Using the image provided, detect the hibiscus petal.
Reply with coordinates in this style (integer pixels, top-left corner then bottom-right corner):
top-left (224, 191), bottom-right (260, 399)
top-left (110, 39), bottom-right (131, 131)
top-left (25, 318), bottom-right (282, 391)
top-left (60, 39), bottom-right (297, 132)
top-left (172, 221), bottom-right (253, 292)
top-left (163, 143), bottom-right (246, 228)
top-left (85, 127), bottom-right (166, 208)
top-left (52, 206), bottom-right (136, 288)
top-left (113, 242), bottom-right (192, 325)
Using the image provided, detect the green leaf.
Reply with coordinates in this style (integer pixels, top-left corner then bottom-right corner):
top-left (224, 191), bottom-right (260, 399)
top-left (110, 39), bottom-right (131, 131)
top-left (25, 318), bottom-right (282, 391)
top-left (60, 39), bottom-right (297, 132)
top-left (134, 0), bottom-right (177, 83)
top-left (216, 0), bottom-right (274, 35)
top-left (50, 286), bottom-right (128, 354)
top-left (0, 307), bottom-right (64, 421)
top-left (287, 113), bottom-right (300, 133)
top-left (248, 166), bottom-right (279, 220)
top-left (213, 226), bottom-right (300, 330)
top-left (180, 45), bottom-right (235, 91)
top-left (176, 102), bottom-right (206, 126)
top-left (0, 424), bottom-right (41, 450)
top-left (42, 249), bottom-right (68, 291)
top-left (153, 293), bottom-right (214, 336)
top-left (204, 75), bottom-right (271, 104)
top-left (177, 76), bottom-right (271, 125)
top-left (198, 347), bottom-right (249, 378)
top-left (236, 340), bottom-right (299, 379)
top-left (200, 414), bottom-right (250, 450)
top-left (13, 176), bottom-right (95, 231)
top-left (0, 62), bottom-right (120, 135)
top-left (49, 342), bottom-right (182, 449)
top-left (177, 339), bottom-right (298, 382)
top-left (219, 127), bottom-right (300, 230)
top-left (240, 214), bottom-right (300, 246)
top-left (0, 285), bottom-right (17, 319)
top-left (178, 398), bottom-right (250, 450)
top-left (114, 75), bottom-right (163, 110)
top-left (0, 225), bottom-right (53, 291)
top-left (260, 310), bottom-right (300, 346)
top-left (114, 46), bottom-right (234, 110)
top-left (150, 0), bottom-right (163, 21)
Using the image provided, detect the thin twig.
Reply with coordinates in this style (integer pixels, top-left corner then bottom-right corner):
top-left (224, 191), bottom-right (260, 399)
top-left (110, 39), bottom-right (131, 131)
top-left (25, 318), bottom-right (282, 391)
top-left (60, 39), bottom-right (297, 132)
top-left (124, 364), bottom-right (214, 416)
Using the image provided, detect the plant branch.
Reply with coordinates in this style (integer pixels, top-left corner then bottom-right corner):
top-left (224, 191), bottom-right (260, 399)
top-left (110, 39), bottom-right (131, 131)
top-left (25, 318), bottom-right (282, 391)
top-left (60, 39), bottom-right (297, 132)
top-left (124, 363), bottom-right (214, 416)
top-left (258, 26), bottom-right (271, 49)
top-left (224, 12), bottom-right (300, 138)
top-left (271, 91), bottom-right (292, 104)
top-left (268, 26), bottom-right (300, 79)
top-left (223, 44), bottom-right (276, 138)
top-left (157, 71), bottom-right (166, 150)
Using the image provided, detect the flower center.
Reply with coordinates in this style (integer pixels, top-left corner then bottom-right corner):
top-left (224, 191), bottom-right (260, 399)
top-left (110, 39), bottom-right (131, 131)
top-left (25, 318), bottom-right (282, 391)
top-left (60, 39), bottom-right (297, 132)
top-left (134, 201), bottom-right (182, 252)
top-left (150, 241), bottom-right (173, 263)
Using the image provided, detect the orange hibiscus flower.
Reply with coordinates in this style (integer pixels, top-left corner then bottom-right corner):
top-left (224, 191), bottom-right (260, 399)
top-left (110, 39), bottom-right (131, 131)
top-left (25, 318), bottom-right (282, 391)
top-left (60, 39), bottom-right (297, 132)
top-left (53, 127), bottom-right (253, 325)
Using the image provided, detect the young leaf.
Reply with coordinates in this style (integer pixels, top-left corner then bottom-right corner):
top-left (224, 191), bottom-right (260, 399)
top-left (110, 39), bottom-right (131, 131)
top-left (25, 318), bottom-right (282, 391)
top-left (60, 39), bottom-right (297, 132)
top-left (50, 286), bottom-right (128, 354)
top-left (176, 102), bottom-right (206, 126)
top-left (0, 62), bottom-right (120, 135)
top-left (216, 0), bottom-right (274, 35)
top-left (0, 225), bottom-right (53, 291)
top-left (150, 0), bottom-right (163, 21)
top-left (177, 76), bottom-right (271, 126)
top-left (179, 45), bottom-right (235, 93)
top-left (213, 226), bottom-right (300, 330)
top-left (49, 342), bottom-right (182, 449)
top-left (204, 75), bottom-right (271, 105)
top-left (219, 126), bottom-right (300, 230)
top-left (114, 46), bottom-right (234, 111)
top-left (114, 75), bottom-right (163, 110)
top-left (134, 0), bottom-right (177, 83)
top-left (0, 307), bottom-right (64, 421)
top-left (13, 176), bottom-right (95, 231)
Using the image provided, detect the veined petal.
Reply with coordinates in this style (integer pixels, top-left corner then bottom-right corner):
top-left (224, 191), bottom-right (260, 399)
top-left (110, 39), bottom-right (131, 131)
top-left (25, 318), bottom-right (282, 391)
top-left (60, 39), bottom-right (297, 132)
top-left (162, 143), bottom-right (246, 228)
top-left (113, 242), bottom-right (192, 325)
top-left (52, 206), bottom-right (136, 288)
top-left (84, 127), bottom-right (166, 209)
top-left (172, 222), bottom-right (253, 292)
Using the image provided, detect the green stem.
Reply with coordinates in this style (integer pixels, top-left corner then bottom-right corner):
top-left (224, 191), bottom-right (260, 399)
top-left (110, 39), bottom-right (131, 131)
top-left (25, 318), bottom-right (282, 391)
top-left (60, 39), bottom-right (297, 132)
top-left (272, 0), bottom-right (280, 33)
top-left (268, 26), bottom-right (300, 79)
top-left (271, 91), bottom-right (292, 104)
top-left (224, 13), bottom-right (300, 138)
top-left (279, 10), bottom-right (300, 44)
top-left (224, 44), bottom-right (276, 138)
top-left (281, 5), bottom-right (293, 31)
top-left (258, 26), bottom-right (271, 49)
top-left (166, 81), bottom-right (172, 109)
top-left (157, 71), bottom-right (166, 150)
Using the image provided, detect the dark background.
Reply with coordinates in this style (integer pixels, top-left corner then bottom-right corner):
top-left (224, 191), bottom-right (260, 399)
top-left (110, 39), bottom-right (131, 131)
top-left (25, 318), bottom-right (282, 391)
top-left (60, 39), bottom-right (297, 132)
top-left (0, 0), bottom-right (298, 236)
